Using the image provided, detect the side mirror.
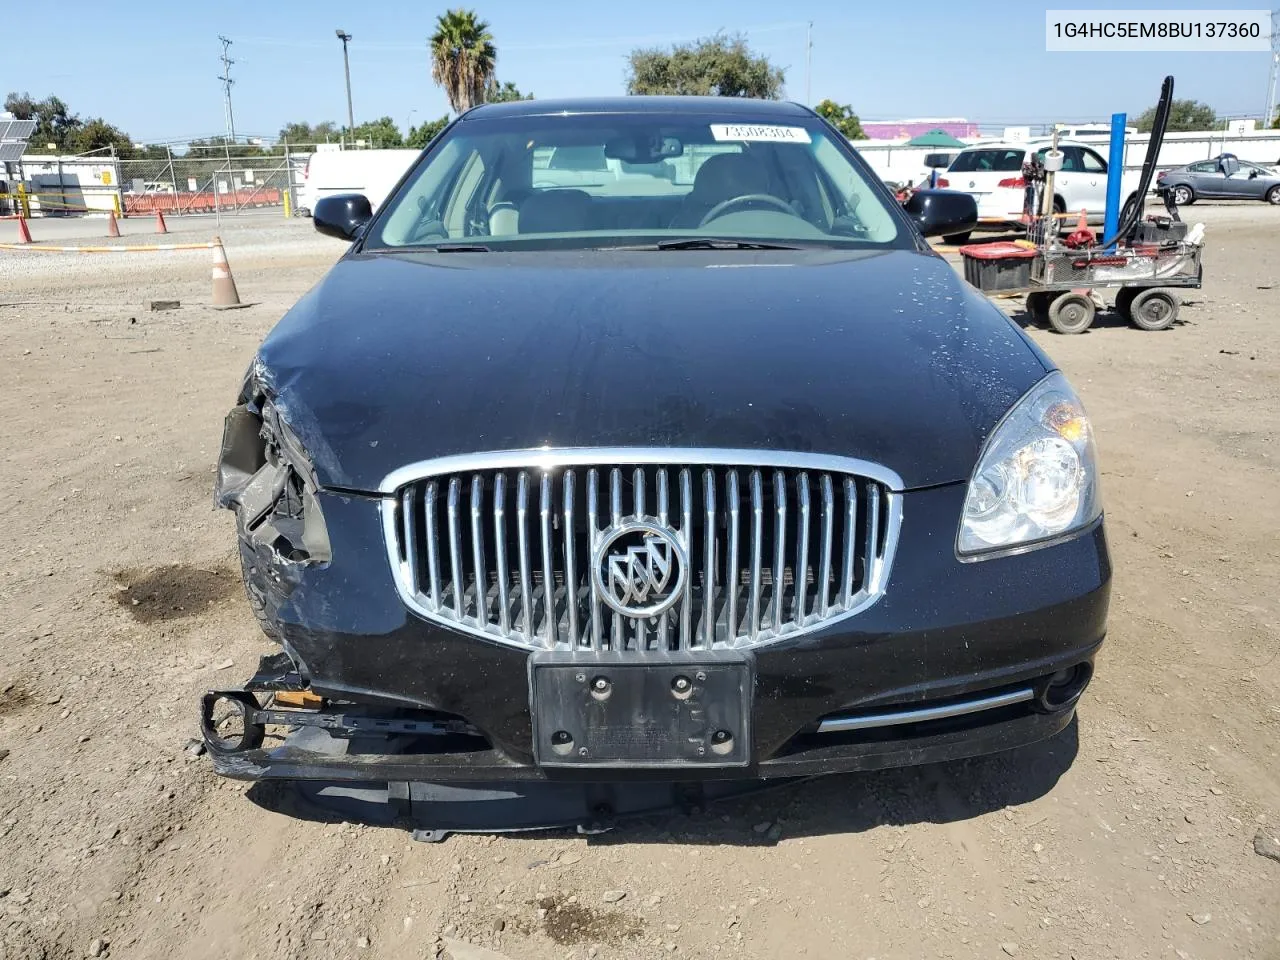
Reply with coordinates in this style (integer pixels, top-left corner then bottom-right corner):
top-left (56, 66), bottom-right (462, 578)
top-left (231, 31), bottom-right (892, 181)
top-left (1248, 168), bottom-right (1259, 179)
top-left (903, 188), bottom-right (978, 238)
top-left (313, 194), bottom-right (373, 240)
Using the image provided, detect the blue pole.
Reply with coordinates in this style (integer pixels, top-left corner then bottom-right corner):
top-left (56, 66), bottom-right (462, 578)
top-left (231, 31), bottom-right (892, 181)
top-left (1103, 112), bottom-right (1126, 249)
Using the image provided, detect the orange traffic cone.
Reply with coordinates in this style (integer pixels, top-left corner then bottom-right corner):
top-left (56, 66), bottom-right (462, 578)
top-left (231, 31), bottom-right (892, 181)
top-left (16, 215), bottom-right (33, 244)
top-left (154, 209), bottom-right (168, 234)
top-left (210, 237), bottom-right (244, 309)
top-left (106, 210), bottom-right (121, 238)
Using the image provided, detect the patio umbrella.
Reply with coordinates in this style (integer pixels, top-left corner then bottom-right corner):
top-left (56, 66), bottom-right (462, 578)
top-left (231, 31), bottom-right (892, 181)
top-left (904, 129), bottom-right (968, 148)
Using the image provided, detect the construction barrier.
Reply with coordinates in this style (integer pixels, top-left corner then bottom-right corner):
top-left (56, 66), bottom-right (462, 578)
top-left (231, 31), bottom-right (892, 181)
top-left (123, 188), bottom-right (282, 216)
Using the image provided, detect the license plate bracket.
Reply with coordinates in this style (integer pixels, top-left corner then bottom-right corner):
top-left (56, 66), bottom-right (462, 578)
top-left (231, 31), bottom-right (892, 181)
top-left (530, 654), bottom-right (752, 768)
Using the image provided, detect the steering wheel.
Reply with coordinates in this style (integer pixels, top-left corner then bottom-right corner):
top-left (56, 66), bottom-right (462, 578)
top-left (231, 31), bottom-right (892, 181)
top-left (698, 194), bottom-right (796, 227)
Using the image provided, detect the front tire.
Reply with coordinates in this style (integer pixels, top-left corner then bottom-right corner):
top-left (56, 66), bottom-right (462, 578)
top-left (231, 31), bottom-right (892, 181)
top-left (239, 546), bottom-right (281, 642)
top-left (1114, 286), bottom-right (1139, 322)
top-left (1026, 290), bottom-right (1062, 326)
top-left (1172, 185), bottom-right (1195, 206)
top-left (1047, 292), bottom-right (1096, 334)
top-left (1266, 185), bottom-right (1280, 204)
top-left (1120, 194), bottom-right (1139, 228)
top-left (1129, 289), bottom-right (1180, 331)
top-left (942, 231), bottom-right (972, 245)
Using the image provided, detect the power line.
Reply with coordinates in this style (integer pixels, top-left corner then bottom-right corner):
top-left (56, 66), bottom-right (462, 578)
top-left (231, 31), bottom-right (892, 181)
top-left (217, 35), bottom-right (236, 143)
top-left (232, 21), bottom-right (809, 53)
top-left (1264, 8), bottom-right (1280, 128)
top-left (805, 22), bottom-right (813, 106)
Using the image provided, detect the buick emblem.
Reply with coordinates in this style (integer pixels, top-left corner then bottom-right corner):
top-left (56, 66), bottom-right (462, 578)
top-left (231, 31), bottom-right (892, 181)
top-left (592, 521), bottom-right (686, 617)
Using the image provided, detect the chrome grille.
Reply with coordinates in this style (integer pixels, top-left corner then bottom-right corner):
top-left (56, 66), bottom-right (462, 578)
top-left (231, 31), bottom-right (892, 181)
top-left (382, 450), bottom-right (901, 653)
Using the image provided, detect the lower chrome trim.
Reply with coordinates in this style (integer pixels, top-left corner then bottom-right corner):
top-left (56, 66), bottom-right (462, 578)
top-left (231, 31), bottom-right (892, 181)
top-left (816, 687), bottom-right (1035, 734)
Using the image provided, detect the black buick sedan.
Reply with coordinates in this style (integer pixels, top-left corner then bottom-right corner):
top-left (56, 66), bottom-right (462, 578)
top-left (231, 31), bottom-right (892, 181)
top-left (206, 97), bottom-right (1109, 803)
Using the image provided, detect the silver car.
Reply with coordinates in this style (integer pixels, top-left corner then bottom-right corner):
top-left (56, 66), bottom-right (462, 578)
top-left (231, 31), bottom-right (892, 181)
top-left (1157, 154), bottom-right (1280, 205)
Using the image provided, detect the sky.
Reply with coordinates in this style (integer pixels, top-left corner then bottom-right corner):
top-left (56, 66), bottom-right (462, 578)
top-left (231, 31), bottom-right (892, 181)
top-left (3, 0), bottom-right (1275, 143)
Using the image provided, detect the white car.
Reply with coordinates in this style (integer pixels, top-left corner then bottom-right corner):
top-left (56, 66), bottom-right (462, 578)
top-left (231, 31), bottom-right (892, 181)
top-left (936, 139), bottom-right (1142, 243)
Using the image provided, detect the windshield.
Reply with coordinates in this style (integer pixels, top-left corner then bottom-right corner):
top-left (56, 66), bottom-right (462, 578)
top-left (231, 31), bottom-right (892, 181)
top-left (364, 112), bottom-right (904, 250)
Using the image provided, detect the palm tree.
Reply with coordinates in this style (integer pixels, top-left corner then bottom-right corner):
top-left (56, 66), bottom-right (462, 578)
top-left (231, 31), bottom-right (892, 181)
top-left (429, 9), bottom-right (497, 114)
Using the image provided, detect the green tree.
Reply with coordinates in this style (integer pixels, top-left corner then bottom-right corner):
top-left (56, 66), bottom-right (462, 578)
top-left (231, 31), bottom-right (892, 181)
top-left (278, 120), bottom-right (339, 145)
top-left (430, 9), bottom-right (497, 113)
top-left (4, 92), bottom-right (84, 151)
top-left (626, 33), bottom-right (784, 99)
top-left (185, 136), bottom-right (267, 158)
top-left (814, 99), bottom-right (867, 140)
top-left (406, 115), bottom-right (451, 148)
top-left (346, 116), bottom-right (404, 148)
top-left (1136, 98), bottom-right (1218, 133)
top-left (486, 81), bottom-right (532, 103)
top-left (69, 117), bottom-right (134, 156)
top-left (132, 144), bottom-right (173, 161)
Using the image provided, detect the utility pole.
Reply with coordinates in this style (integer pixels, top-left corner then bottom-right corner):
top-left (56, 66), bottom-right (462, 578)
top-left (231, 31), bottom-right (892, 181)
top-left (217, 35), bottom-right (236, 143)
top-left (805, 22), bottom-right (813, 106)
top-left (1265, 9), bottom-right (1280, 128)
top-left (336, 30), bottom-right (355, 135)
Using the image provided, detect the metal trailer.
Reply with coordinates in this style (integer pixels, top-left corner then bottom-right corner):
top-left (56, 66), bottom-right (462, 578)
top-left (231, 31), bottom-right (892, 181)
top-left (958, 227), bottom-right (1203, 334)
top-left (957, 74), bottom-right (1204, 335)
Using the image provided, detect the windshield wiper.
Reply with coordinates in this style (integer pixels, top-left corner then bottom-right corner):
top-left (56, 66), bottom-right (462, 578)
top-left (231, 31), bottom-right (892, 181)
top-left (375, 242), bottom-right (493, 253)
top-left (652, 237), bottom-right (804, 251)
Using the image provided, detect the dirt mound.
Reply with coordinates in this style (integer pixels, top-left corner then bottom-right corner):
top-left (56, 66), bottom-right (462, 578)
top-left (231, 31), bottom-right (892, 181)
top-left (110, 563), bottom-right (237, 624)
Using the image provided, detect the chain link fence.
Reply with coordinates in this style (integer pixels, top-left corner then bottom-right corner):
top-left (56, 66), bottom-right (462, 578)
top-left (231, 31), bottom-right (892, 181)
top-left (116, 145), bottom-right (309, 217)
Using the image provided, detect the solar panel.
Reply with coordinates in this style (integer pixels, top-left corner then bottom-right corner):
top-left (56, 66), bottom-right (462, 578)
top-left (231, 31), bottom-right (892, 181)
top-left (0, 119), bottom-right (35, 140)
top-left (0, 142), bottom-right (27, 162)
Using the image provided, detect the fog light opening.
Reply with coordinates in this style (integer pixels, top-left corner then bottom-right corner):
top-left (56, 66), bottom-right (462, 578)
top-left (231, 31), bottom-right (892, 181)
top-left (1034, 663), bottom-right (1093, 712)
top-left (200, 692), bottom-right (265, 755)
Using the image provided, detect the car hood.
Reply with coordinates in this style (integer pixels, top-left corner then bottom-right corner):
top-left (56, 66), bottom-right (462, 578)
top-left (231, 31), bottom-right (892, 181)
top-left (254, 248), bottom-right (1049, 492)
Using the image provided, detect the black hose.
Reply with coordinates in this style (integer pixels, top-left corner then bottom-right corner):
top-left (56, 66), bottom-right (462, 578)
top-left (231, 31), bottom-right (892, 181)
top-left (1100, 75), bottom-right (1174, 246)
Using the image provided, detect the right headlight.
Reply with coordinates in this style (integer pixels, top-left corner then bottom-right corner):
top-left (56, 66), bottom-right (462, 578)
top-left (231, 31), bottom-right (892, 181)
top-left (957, 370), bottom-right (1101, 558)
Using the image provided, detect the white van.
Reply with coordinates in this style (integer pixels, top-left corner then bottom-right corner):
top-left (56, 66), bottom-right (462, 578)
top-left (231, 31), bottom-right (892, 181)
top-left (299, 149), bottom-right (422, 216)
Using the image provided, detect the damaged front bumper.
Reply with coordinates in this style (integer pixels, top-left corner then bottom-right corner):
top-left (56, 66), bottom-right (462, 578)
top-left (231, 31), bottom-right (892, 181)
top-left (203, 482), bottom-right (1109, 786)
top-left (203, 659), bottom-right (1088, 784)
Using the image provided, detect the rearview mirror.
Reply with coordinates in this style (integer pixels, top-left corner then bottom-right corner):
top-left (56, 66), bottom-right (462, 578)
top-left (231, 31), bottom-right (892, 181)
top-left (313, 193), bottom-right (373, 240)
top-left (903, 189), bottom-right (978, 238)
top-left (604, 135), bottom-right (683, 164)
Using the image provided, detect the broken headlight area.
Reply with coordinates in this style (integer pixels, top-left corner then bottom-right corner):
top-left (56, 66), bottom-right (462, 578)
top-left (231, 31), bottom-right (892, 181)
top-left (215, 385), bottom-right (331, 565)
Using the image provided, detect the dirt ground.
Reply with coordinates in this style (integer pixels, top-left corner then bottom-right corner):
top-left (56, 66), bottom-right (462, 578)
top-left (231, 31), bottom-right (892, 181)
top-left (0, 207), bottom-right (1276, 960)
